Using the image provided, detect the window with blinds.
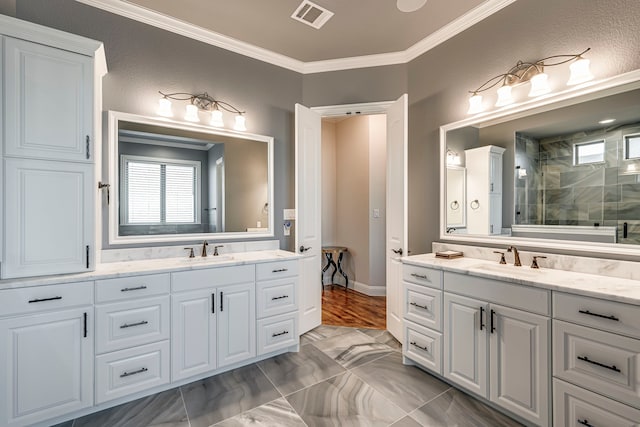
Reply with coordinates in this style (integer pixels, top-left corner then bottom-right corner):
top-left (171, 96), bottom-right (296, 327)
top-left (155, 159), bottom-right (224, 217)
top-left (121, 155), bottom-right (200, 225)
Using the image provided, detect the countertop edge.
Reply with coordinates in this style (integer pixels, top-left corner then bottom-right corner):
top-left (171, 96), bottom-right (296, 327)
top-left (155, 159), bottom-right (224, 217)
top-left (402, 255), bottom-right (640, 306)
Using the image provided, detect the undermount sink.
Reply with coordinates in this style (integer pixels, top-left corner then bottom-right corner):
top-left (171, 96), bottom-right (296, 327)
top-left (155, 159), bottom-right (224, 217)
top-left (470, 262), bottom-right (542, 277)
top-left (181, 255), bottom-right (234, 263)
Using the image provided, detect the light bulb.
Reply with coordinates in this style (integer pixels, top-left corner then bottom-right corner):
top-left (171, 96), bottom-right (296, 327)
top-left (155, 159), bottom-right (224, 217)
top-left (157, 97), bottom-right (173, 117)
top-left (567, 58), bottom-right (594, 85)
top-left (495, 85), bottom-right (514, 107)
top-left (467, 94), bottom-right (484, 115)
top-left (184, 104), bottom-right (200, 122)
top-left (528, 72), bottom-right (551, 97)
top-left (210, 109), bottom-right (224, 127)
top-left (234, 114), bottom-right (247, 131)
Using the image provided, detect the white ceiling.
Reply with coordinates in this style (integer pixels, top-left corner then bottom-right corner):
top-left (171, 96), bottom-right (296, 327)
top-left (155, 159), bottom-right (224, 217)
top-left (77, 0), bottom-right (517, 73)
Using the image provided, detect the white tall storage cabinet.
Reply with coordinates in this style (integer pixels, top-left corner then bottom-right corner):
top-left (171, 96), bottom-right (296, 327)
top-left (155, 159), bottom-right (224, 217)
top-left (464, 145), bottom-right (505, 235)
top-left (0, 15), bottom-right (106, 279)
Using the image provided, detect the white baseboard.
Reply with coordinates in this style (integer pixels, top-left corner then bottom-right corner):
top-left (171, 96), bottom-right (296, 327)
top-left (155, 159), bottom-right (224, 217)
top-left (353, 281), bottom-right (386, 296)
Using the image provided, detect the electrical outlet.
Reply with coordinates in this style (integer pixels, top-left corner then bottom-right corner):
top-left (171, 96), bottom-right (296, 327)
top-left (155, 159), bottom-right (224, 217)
top-left (373, 208), bottom-right (380, 218)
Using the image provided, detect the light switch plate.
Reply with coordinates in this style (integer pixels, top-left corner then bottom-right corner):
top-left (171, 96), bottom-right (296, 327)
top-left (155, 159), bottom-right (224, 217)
top-left (283, 209), bottom-right (296, 220)
top-left (373, 208), bottom-right (380, 218)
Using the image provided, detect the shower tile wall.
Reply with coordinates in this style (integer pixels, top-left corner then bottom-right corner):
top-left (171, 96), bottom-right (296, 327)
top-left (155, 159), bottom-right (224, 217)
top-left (515, 123), bottom-right (640, 244)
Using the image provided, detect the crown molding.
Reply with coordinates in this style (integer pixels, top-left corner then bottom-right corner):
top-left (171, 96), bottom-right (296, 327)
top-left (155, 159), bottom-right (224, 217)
top-left (75, 0), bottom-right (517, 74)
top-left (75, 0), bottom-right (306, 72)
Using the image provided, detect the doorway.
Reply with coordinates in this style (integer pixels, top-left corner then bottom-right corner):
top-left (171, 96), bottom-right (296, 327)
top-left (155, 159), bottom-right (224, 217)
top-left (296, 94), bottom-right (408, 339)
top-left (320, 114), bottom-right (387, 329)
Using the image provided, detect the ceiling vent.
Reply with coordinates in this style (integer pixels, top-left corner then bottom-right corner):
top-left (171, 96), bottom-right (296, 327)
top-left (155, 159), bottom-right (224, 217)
top-left (291, 1), bottom-right (334, 29)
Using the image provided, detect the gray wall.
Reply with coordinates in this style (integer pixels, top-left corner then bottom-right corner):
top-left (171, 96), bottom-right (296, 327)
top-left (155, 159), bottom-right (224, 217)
top-left (13, 0), bottom-right (302, 250)
top-left (10, 0), bottom-right (640, 257)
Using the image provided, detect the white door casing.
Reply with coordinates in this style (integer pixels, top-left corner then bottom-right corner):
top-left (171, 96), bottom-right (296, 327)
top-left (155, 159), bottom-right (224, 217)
top-left (386, 94), bottom-right (408, 340)
top-left (295, 103), bottom-right (322, 335)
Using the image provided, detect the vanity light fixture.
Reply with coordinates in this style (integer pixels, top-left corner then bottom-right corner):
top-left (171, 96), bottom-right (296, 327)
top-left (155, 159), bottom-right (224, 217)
top-left (467, 48), bottom-right (593, 114)
top-left (157, 91), bottom-right (247, 130)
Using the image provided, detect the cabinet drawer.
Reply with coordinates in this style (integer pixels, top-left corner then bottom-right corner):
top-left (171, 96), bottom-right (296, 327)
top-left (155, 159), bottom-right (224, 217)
top-left (96, 296), bottom-right (170, 354)
top-left (95, 340), bottom-right (170, 404)
top-left (403, 264), bottom-right (442, 289)
top-left (172, 265), bottom-right (254, 292)
top-left (257, 312), bottom-right (298, 356)
top-left (404, 283), bottom-right (442, 331)
top-left (553, 320), bottom-right (640, 409)
top-left (554, 292), bottom-right (640, 339)
top-left (0, 281), bottom-right (93, 317)
top-left (256, 278), bottom-right (298, 318)
top-left (96, 274), bottom-right (170, 303)
top-left (256, 260), bottom-right (299, 281)
top-left (444, 271), bottom-right (550, 316)
top-left (553, 379), bottom-right (640, 427)
top-left (404, 320), bottom-right (442, 375)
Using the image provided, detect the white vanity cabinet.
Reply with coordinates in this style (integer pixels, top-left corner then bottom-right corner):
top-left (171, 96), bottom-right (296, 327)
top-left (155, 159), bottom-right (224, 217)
top-left (443, 272), bottom-right (550, 427)
top-left (0, 282), bottom-right (94, 427)
top-left (0, 16), bottom-right (106, 279)
top-left (402, 264), bottom-right (443, 374)
top-left (94, 274), bottom-right (171, 404)
top-left (171, 265), bottom-right (256, 380)
top-left (552, 292), bottom-right (640, 426)
top-left (256, 260), bottom-right (299, 355)
top-left (464, 145), bottom-right (505, 235)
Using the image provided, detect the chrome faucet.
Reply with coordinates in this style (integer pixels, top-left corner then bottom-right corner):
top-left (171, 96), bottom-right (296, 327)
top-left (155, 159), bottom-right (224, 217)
top-left (201, 241), bottom-right (209, 257)
top-left (507, 246), bottom-right (521, 266)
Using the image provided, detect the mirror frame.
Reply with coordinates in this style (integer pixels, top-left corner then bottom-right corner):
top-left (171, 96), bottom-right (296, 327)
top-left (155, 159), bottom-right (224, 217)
top-left (107, 110), bottom-right (275, 245)
top-left (440, 68), bottom-right (640, 257)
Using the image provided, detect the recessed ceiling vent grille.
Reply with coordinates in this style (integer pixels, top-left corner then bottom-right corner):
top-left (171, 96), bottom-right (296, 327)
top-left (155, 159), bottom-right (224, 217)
top-left (291, 1), bottom-right (334, 29)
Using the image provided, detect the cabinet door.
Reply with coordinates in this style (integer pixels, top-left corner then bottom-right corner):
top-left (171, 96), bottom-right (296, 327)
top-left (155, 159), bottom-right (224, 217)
top-left (489, 152), bottom-right (502, 194)
top-left (171, 290), bottom-right (217, 381)
top-left (4, 37), bottom-right (93, 161)
top-left (0, 308), bottom-right (93, 426)
top-left (444, 293), bottom-right (488, 397)
top-left (218, 282), bottom-right (256, 368)
top-left (490, 304), bottom-right (550, 427)
top-left (3, 158), bottom-right (94, 278)
top-left (489, 194), bottom-right (502, 235)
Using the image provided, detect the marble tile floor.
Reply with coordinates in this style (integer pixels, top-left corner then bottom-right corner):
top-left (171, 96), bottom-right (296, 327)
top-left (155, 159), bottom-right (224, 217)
top-left (52, 325), bottom-right (523, 427)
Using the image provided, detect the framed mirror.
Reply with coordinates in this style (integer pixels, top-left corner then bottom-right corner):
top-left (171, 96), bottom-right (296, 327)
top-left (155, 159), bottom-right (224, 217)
top-left (107, 111), bottom-right (274, 245)
top-left (440, 69), bottom-right (640, 256)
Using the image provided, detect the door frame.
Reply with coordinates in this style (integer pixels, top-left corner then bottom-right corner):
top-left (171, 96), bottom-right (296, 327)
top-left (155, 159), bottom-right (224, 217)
top-left (311, 100), bottom-right (394, 117)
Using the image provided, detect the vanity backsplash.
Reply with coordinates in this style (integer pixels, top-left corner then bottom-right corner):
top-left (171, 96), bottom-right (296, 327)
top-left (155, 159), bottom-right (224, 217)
top-left (433, 242), bottom-right (640, 281)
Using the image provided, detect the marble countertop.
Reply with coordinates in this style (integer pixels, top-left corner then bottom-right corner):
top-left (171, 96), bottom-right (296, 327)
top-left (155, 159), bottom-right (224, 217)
top-left (0, 250), bottom-right (301, 290)
top-left (403, 254), bottom-right (640, 306)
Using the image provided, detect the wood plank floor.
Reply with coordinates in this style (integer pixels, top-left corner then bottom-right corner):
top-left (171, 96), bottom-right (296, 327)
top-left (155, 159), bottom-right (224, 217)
top-left (321, 285), bottom-right (386, 329)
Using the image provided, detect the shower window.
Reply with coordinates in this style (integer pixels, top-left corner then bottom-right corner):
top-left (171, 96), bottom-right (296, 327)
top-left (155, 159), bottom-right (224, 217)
top-left (624, 133), bottom-right (640, 159)
top-left (574, 140), bottom-right (605, 165)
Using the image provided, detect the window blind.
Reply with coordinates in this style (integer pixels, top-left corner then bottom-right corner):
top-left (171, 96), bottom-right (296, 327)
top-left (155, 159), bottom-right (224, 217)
top-left (123, 157), bottom-right (198, 225)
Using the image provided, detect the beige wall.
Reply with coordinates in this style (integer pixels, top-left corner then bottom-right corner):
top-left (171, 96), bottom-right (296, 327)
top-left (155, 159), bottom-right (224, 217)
top-left (322, 115), bottom-right (387, 291)
top-left (321, 121), bottom-right (337, 246)
top-left (368, 115), bottom-right (387, 288)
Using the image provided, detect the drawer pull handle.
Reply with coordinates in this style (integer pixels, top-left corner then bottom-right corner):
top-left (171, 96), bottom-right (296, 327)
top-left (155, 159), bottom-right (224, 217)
top-left (272, 268), bottom-right (288, 273)
top-left (578, 419), bottom-right (594, 427)
top-left (121, 285), bottom-right (148, 292)
top-left (120, 367), bottom-right (148, 378)
top-left (410, 341), bottom-right (429, 352)
top-left (272, 330), bottom-right (289, 337)
top-left (272, 295), bottom-right (289, 300)
top-left (409, 302), bottom-right (429, 310)
top-left (28, 296), bottom-right (62, 303)
top-left (410, 273), bottom-right (430, 281)
top-left (120, 320), bottom-right (149, 329)
top-left (577, 356), bottom-right (621, 373)
top-left (578, 309), bottom-right (619, 322)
